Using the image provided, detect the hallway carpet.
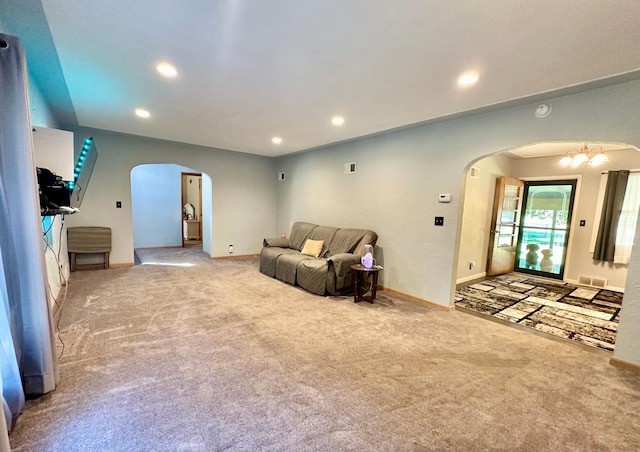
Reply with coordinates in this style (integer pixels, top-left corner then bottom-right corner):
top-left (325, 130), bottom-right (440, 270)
top-left (9, 248), bottom-right (640, 451)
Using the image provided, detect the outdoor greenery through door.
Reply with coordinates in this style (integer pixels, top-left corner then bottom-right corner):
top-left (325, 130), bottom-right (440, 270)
top-left (514, 180), bottom-right (577, 279)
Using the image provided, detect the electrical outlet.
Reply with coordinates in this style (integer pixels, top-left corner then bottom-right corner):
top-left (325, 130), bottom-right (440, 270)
top-left (579, 220), bottom-right (586, 227)
top-left (434, 216), bottom-right (444, 226)
top-left (468, 261), bottom-right (475, 270)
top-left (229, 244), bottom-right (234, 254)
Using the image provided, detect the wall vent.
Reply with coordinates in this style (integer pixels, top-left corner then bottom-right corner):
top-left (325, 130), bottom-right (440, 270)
top-left (344, 162), bottom-right (357, 174)
top-left (469, 167), bottom-right (480, 179)
top-left (578, 275), bottom-right (608, 288)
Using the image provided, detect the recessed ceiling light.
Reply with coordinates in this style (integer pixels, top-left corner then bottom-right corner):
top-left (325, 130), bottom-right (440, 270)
top-left (135, 108), bottom-right (151, 118)
top-left (457, 72), bottom-right (479, 87)
top-left (272, 136), bottom-right (282, 144)
top-left (331, 116), bottom-right (345, 126)
top-left (156, 62), bottom-right (178, 78)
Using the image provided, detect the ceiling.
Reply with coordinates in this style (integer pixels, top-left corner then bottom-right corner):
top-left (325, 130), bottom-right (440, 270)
top-left (508, 141), bottom-right (636, 159)
top-left (3, 0), bottom-right (640, 157)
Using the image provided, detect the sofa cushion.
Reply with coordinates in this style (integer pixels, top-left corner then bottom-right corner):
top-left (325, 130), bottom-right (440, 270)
top-left (328, 253), bottom-right (361, 291)
top-left (297, 259), bottom-right (329, 295)
top-left (353, 230), bottom-right (378, 255)
top-left (275, 253), bottom-right (315, 285)
top-left (300, 239), bottom-right (324, 257)
top-left (327, 229), bottom-right (366, 256)
top-left (263, 237), bottom-right (290, 248)
top-left (289, 222), bottom-right (317, 250)
top-left (307, 226), bottom-right (339, 256)
top-left (259, 247), bottom-right (299, 278)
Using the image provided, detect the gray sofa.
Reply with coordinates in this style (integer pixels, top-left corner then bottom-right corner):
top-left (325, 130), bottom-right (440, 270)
top-left (260, 221), bottom-right (378, 296)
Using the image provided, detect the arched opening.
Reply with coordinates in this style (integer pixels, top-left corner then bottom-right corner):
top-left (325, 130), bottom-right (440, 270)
top-left (453, 140), bottom-right (640, 351)
top-left (130, 163), bottom-right (213, 261)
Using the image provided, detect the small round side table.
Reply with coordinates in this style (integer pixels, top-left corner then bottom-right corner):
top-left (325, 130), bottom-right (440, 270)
top-left (351, 263), bottom-right (381, 303)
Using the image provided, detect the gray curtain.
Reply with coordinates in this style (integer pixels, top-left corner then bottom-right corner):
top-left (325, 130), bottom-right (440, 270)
top-left (593, 170), bottom-right (630, 262)
top-left (0, 243), bottom-right (23, 436)
top-left (0, 33), bottom-right (59, 435)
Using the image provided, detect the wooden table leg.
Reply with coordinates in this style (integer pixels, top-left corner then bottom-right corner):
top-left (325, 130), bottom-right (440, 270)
top-left (371, 271), bottom-right (378, 302)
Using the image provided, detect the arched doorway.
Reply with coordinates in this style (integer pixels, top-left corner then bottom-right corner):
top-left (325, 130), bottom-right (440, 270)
top-left (454, 141), bottom-right (640, 351)
top-left (130, 163), bottom-right (213, 258)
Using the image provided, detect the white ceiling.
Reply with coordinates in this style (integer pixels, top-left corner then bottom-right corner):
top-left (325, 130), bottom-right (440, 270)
top-left (8, 1), bottom-right (640, 156)
top-left (508, 141), bottom-right (636, 159)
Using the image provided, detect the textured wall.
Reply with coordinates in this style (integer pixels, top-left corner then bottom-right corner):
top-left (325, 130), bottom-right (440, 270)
top-left (202, 174), bottom-right (213, 255)
top-left (457, 154), bottom-right (514, 283)
top-left (615, 214), bottom-right (640, 364)
top-left (274, 77), bottom-right (640, 366)
top-left (65, 127), bottom-right (277, 263)
top-left (131, 164), bottom-right (197, 248)
top-left (276, 79), bottom-right (640, 310)
top-left (28, 77), bottom-right (59, 129)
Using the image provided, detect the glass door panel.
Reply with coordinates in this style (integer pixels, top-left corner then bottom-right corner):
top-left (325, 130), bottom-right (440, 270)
top-left (515, 180), bottom-right (577, 279)
top-left (500, 211), bottom-right (516, 223)
top-left (503, 198), bottom-right (518, 211)
top-left (487, 177), bottom-right (524, 276)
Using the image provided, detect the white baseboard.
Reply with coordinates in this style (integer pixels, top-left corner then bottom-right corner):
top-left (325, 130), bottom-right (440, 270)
top-left (565, 278), bottom-right (624, 293)
top-left (606, 285), bottom-right (625, 293)
top-left (456, 272), bottom-right (486, 285)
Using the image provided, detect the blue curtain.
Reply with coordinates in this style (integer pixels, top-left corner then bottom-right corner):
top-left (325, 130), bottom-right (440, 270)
top-left (0, 33), bottom-right (59, 437)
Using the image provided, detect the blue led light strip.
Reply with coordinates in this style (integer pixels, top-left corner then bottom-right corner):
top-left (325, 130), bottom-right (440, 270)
top-left (68, 137), bottom-right (93, 190)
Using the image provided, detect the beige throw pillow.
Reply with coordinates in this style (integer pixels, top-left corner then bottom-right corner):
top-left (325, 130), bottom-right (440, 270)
top-left (300, 239), bottom-right (324, 257)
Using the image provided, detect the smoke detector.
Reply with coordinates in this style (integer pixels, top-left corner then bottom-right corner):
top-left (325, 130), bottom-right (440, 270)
top-left (535, 104), bottom-right (552, 118)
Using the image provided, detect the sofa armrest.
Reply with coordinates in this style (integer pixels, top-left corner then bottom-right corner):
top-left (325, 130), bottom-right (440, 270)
top-left (328, 253), bottom-right (360, 276)
top-left (263, 237), bottom-right (291, 248)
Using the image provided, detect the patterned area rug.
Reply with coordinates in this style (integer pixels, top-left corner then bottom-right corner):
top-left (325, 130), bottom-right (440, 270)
top-left (455, 274), bottom-right (623, 351)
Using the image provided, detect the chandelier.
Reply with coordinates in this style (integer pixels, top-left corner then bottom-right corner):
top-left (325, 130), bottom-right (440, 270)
top-left (558, 144), bottom-right (609, 167)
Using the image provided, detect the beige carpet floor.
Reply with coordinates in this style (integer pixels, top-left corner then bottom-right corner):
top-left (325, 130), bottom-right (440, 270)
top-left (9, 248), bottom-right (640, 451)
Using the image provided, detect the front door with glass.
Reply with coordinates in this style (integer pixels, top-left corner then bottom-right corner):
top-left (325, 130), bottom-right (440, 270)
top-left (515, 180), bottom-right (577, 279)
top-left (487, 177), bottom-right (524, 276)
